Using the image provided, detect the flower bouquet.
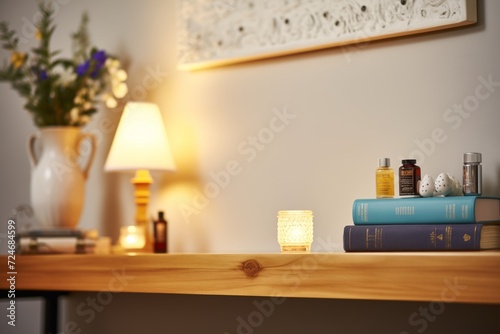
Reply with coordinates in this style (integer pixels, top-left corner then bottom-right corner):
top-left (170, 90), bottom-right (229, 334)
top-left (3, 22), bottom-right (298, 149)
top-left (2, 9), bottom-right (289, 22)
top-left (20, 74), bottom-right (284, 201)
top-left (0, 1), bottom-right (129, 229)
top-left (0, 1), bottom-right (127, 127)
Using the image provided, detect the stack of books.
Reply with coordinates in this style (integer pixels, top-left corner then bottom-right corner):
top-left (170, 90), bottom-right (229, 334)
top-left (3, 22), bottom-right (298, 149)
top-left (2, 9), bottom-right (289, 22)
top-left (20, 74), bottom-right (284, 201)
top-left (343, 196), bottom-right (500, 251)
top-left (16, 229), bottom-right (99, 254)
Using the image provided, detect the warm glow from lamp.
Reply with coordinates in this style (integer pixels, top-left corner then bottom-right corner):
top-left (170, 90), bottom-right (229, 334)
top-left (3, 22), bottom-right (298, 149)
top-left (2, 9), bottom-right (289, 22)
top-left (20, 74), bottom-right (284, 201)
top-left (120, 225), bottom-right (146, 250)
top-left (277, 210), bottom-right (314, 252)
top-left (105, 102), bottom-right (176, 251)
top-left (104, 102), bottom-right (176, 171)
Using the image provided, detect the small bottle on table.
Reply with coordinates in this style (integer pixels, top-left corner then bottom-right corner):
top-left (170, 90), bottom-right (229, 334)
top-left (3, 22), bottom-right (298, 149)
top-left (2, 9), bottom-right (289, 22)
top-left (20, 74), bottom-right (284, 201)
top-left (153, 211), bottom-right (168, 253)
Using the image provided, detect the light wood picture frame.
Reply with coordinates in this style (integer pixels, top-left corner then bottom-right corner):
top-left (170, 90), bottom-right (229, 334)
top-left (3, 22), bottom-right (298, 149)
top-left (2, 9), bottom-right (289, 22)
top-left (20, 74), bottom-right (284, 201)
top-left (177, 0), bottom-right (477, 71)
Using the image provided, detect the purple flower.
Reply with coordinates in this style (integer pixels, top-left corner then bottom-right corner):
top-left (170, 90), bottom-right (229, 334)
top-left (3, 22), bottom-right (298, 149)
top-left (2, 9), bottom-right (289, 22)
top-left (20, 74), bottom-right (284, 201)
top-left (76, 51), bottom-right (107, 78)
top-left (39, 70), bottom-right (48, 80)
top-left (76, 61), bottom-right (90, 76)
top-left (90, 50), bottom-right (107, 78)
top-left (31, 66), bottom-right (48, 81)
top-left (92, 50), bottom-right (107, 66)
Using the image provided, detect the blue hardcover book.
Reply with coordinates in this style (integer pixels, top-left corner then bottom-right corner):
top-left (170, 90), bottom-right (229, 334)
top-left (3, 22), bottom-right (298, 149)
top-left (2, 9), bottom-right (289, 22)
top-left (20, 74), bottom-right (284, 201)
top-left (343, 224), bottom-right (500, 252)
top-left (352, 196), bottom-right (500, 225)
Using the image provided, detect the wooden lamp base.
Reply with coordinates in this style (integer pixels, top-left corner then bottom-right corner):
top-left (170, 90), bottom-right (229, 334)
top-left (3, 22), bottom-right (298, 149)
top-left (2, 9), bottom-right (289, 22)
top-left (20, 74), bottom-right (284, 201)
top-left (131, 169), bottom-right (153, 252)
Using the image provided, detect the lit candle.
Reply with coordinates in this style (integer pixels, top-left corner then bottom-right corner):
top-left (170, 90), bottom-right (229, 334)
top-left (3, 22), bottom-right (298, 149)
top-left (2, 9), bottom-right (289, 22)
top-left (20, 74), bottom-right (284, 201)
top-left (120, 225), bottom-right (146, 250)
top-left (277, 210), bottom-right (314, 252)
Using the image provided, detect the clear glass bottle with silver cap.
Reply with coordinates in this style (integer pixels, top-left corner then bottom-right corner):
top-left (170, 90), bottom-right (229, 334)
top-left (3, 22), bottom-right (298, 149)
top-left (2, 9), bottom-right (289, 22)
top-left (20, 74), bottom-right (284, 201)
top-left (463, 152), bottom-right (482, 196)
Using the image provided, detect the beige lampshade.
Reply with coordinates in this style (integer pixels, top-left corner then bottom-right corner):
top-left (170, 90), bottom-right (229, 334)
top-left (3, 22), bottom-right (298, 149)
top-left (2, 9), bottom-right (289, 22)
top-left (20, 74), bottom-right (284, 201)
top-left (104, 102), bottom-right (176, 172)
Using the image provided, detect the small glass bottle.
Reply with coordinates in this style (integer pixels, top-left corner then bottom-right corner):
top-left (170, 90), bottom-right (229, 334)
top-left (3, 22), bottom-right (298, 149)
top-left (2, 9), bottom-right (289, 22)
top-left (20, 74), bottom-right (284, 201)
top-left (399, 159), bottom-right (421, 197)
top-left (463, 152), bottom-right (482, 196)
top-left (376, 158), bottom-right (394, 198)
top-left (153, 211), bottom-right (168, 253)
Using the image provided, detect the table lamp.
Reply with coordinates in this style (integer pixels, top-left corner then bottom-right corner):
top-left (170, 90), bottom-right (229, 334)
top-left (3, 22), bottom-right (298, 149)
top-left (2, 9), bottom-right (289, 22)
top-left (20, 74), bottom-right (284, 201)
top-left (105, 102), bottom-right (176, 250)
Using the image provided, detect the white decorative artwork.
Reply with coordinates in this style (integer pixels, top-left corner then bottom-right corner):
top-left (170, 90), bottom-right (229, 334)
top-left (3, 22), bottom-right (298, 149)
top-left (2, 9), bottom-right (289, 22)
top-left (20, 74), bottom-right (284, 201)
top-left (177, 0), bottom-right (477, 70)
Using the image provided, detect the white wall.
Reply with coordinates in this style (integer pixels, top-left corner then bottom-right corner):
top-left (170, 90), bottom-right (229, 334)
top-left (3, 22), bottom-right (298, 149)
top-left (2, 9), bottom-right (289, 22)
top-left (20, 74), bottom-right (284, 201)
top-left (1, 0), bottom-right (499, 333)
top-left (2, 0), bottom-right (500, 254)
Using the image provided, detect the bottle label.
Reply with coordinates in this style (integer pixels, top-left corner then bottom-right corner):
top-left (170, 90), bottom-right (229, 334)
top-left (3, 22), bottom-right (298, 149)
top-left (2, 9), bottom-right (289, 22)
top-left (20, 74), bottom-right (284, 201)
top-left (400, 170), bottom-right (414, 176)
top-left (376, 171), bottom-right (394, 198)
top-left (463, 165), bottom-right (480, 194)
top-left (399, 169), bottom-right (419, 196)
top-left (155, 223), bottom-right (166, 243)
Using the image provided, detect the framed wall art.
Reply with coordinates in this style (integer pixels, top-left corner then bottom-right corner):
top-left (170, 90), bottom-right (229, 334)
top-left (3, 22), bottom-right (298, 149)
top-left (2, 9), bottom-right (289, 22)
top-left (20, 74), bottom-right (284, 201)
top-left (176, 0), bottom-right (477, 70)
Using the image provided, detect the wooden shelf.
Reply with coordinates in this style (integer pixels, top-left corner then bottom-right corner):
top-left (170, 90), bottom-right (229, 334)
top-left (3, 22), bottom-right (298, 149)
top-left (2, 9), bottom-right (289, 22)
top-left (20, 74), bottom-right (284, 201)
top-left (2, 252), bottom-right (499, 304)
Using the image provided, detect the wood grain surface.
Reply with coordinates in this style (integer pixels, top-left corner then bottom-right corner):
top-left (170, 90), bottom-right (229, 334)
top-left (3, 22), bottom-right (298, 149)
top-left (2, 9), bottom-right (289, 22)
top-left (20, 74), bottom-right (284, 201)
top-left (1, 251), bottom-right (499, 304)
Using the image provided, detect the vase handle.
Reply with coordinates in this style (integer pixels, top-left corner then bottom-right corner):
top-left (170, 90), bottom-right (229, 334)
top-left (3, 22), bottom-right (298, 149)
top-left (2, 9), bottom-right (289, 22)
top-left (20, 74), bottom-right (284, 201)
top-left (27, 133), bottom-right (40, 169)
top-left (79, 132), bottom-right (97, 180)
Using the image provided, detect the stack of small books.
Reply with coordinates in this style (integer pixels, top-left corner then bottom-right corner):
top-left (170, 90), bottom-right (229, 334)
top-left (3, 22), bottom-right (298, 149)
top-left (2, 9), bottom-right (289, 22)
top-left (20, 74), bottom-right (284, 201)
top-left (343, 196), bottom-right (500, 252)
top-left (16, 229), bottom-right (100, 254)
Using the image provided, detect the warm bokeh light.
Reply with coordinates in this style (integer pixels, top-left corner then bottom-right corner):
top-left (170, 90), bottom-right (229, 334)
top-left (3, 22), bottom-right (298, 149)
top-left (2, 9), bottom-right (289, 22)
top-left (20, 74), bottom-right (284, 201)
top-left (277, 210), bottom-right (314, 252)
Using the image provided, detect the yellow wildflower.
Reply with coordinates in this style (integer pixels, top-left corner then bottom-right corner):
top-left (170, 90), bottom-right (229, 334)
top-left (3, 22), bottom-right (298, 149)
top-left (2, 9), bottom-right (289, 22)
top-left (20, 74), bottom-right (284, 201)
top-left (10, 52), bottom-right (26, 68)
top-left (35, 29), bottom-right (42, 40)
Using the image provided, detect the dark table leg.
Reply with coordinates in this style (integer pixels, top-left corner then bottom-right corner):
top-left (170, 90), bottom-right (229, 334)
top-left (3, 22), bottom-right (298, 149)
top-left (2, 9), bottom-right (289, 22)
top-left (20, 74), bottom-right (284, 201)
top-left (1, 290), bottom-right (69, 333)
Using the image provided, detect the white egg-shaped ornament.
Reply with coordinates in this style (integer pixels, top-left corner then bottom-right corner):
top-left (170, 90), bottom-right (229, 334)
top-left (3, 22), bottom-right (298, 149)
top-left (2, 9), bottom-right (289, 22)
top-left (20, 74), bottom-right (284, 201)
top-left (419, 174), bottom-right (435, 197)
top-left (448, 174), bottom-right (463, 196)
top-left (434, 172), bottom-right (453, 196)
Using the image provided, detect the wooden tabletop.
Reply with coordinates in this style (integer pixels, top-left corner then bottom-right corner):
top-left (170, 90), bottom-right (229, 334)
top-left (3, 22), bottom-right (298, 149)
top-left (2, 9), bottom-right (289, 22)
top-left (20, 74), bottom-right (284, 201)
top-left (2, 252), bottom-right (499, 304)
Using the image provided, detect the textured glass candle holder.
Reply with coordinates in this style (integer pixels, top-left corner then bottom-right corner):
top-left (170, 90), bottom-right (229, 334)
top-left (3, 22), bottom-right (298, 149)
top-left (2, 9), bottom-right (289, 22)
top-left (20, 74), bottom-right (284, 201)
top-left (277, 210), bottom-right (314, 252)
top-left (120, 225), bottom-right (146, 250)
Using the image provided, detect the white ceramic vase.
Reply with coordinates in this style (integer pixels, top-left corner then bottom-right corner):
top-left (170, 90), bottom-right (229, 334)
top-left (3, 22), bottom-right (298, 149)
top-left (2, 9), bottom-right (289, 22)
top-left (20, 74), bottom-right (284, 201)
top-left (27, 127), bottom-right (96, 229)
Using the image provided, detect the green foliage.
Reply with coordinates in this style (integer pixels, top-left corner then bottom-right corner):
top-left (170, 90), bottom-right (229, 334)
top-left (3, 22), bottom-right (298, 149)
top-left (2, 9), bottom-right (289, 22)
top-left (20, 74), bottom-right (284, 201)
top-left (0, 1), bottom-right (127, 127)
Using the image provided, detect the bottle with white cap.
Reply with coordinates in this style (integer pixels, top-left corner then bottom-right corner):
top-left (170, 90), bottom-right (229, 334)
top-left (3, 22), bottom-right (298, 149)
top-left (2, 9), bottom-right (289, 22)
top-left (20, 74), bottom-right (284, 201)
top-left (463, 152), bottom-right (482, 196)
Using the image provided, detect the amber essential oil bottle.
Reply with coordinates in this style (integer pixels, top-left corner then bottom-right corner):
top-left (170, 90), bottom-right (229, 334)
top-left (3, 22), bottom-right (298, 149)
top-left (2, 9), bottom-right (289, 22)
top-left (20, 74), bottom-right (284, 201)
top-left (376, 158), bottom-right (394, 198)
top-left (153, 211), bottom-right (168, 253)
top-left (399, 159), bottom-right (421, 197)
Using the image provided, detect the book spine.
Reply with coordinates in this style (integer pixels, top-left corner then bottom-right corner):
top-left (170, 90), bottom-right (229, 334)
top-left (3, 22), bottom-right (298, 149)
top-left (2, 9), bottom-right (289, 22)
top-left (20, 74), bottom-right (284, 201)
top-left (343, 224), bottom-right (482, 252)
top-left (352, 197), bottom-right (478, 224)
top-left (17, 237), bottom-right (95, 254)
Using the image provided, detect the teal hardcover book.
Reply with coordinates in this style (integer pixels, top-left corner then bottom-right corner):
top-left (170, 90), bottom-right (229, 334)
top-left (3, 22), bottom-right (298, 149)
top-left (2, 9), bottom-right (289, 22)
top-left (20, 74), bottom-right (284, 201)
top-left (352, 196), bottom-right (500, 225)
